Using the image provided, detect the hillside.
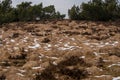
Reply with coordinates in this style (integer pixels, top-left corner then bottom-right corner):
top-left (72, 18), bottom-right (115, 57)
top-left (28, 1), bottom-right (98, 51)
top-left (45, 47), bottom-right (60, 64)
top-left (0, 20), bottom-right (120, 80)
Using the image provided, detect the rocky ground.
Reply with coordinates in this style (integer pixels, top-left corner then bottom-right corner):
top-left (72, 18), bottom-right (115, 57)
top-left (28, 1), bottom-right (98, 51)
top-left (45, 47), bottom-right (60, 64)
top-left (0, 20), bottom-right (120, 80)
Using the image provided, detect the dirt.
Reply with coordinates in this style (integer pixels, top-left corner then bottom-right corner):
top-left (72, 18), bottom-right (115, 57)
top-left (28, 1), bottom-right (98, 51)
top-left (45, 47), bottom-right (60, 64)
top-left (0, 20), bottom-right (120, 80)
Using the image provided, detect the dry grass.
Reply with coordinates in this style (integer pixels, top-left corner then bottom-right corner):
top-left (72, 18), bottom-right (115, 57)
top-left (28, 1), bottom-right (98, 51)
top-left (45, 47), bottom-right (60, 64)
top-left (0, 20), bottom-right (120, 80)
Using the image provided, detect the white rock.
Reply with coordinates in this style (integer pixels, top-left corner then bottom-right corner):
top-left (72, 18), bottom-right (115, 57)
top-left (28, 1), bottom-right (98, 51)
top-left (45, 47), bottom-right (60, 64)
top-left (39, 54), bottom-right (44, 58)
top-left (11, 39), bottom-right (15, 42)
top-left (51, 57), bottom-right (58, 60)
top-left (0, 35), bottom-right (2, 38)
top-left (113, 77), bottom-right (120, 80)
top-left (52, 61), bottom-right (57, 66)
top-left (95, 75), bottom-right (110, 78)
top-left (18, 69), bottom-right (26, 73)
top-left (108, 63), bottom-right (120, 67)
top-left (71, 38), bottom-right (75, 41)
top-left (13, 47), bottom-right (19, 50)
top-left (105, 42), bottom-right (109, 45)
top-left (93, 52), bottom-right (100, 57)
top-left (80, 56), bottom-right (85, 59)
top-left (47, 44), bottom-right (52, 47)
top-left (16, 73), bottom-right (24, 77)
top-left (32, 66), bottom-right (41, 69)
top-left (24, 49), bottom-right (28, 52)
top-left (28, 43), bottom-right (40, 49)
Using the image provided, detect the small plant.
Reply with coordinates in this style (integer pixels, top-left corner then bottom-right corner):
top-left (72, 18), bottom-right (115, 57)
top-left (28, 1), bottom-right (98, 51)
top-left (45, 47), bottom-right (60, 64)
top-left (41, 38), bottom-right (50, 43)
top-left (59, 68), bottom-right (88, 80)
top-left (34, 70), bottom-right (56, 80)
top-left (58, 56), bottom-right (85, 66)
top-left (12, 60), bottom-right (26, 66)
top-left (62, 31), bottom-right (80, 36)
top-left (96, 57), bottom-right (104, 67)
top-left (51, 26), bottom-right (58, 29)
top-left (0, 60), bottom-right (10, 66)
top-left (12, 33), bottom-right (19, 38)
top-left (108, 47), bottom-right (120, 57)
top-left (8, 53), bottom-right (27, 60)
top-left (0, 74), bottom-right (6, 80)
top-left (0, 39), bottom-right (2, 44)
top-left (33, 56), bottom-right (89, 80)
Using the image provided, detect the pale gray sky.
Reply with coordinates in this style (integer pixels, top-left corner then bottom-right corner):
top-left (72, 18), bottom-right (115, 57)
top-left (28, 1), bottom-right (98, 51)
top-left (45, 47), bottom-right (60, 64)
top-left (12, 0), bottom-right (89, 18)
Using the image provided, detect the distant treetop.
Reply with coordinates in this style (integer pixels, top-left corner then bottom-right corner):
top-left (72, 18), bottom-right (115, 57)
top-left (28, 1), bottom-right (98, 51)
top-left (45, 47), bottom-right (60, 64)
top-left (68, 0), bottom-right (120, 21)
top-left (0, 0), bottom-right (65, 24)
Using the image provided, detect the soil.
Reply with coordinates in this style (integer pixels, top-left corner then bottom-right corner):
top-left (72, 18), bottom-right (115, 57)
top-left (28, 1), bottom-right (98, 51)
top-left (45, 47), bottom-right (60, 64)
top-left (0, 20), bottom-right (120, 80)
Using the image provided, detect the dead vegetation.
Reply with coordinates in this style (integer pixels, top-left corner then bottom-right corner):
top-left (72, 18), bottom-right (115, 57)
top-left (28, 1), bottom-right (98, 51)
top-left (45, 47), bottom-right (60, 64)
top-left (33, 56), bottom-right (89, 80)
top-left (0, 20), bottom-right (120, 80)
top-left (0, 74), bottom-right (6, 80)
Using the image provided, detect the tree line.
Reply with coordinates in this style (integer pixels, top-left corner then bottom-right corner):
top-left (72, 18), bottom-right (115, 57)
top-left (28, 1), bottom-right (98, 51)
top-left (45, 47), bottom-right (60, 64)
top-left (0, 0), bottom-right (65, 24)
top-left (68, 0), bottom-right (120, 21)
top-left (0, 0), bottom-right (120, 25)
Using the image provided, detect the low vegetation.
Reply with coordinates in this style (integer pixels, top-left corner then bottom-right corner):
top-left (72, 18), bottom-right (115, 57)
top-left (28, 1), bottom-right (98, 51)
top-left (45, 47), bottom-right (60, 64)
top-left (0, 20), bottom-right (120, 80)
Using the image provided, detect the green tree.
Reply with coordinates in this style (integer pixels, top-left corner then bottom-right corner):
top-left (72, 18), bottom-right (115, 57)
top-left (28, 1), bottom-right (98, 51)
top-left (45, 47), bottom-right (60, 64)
top-left (30, 3), bottom-right (43, 20)
top-left (43, 5), bottom-right (56, 19)
top-left (0, 1), bottom-right (65, 24)
top-left (81, 0), bottom-right (109, 20)
top-left (54, 11), bottom-right (65, 19)
top-left (0, 0), bottom-right (14, 24)
top-left (0, 0), bottom-right (12, 12)
top-left (16, 2), bottom-right (32, 21)
top-left (104, 0), bottom-right (119, 19)
top-left (68, 0), bottom-right (120, 21)
top-left (68, 5), bottom-right (80, 20)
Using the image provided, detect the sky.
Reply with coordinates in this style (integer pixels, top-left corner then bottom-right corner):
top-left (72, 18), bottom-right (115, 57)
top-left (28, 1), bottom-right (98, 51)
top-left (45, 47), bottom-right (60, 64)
top-left (12, 0), bottom-right (89, 18)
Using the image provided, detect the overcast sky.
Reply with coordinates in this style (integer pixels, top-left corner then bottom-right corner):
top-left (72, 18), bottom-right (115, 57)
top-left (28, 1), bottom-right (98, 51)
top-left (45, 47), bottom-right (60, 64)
top-left (12, 0), bottom-right (89, 18)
